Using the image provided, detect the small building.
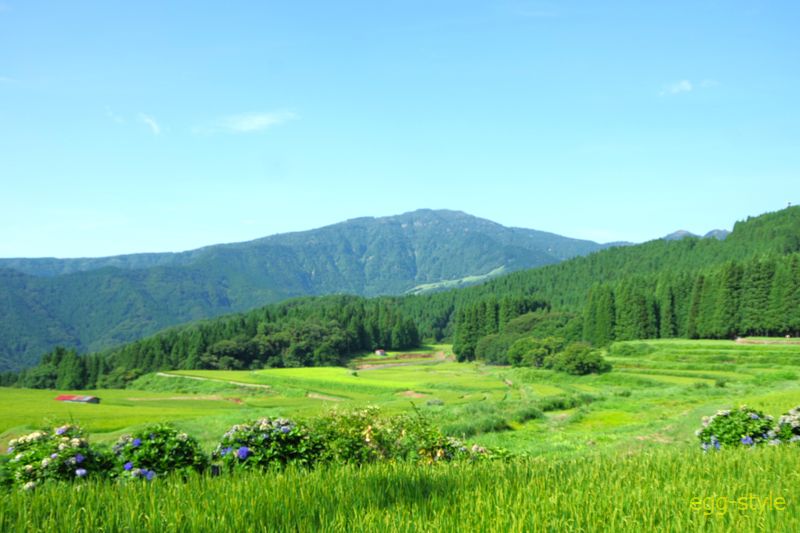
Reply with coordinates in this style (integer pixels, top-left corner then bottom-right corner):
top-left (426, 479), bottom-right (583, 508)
top-left (55, 395), bottom-right (100, 404)
top-left (374, 349), bottom-right (386, 356)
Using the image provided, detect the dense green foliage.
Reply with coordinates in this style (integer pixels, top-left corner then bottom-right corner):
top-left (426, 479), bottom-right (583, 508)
top-left (7, 206), bottom-right (800, 387)
top-left (0, 209), bottom-right (608, 371)
top-left (13, 296), bottom-right (420, 388)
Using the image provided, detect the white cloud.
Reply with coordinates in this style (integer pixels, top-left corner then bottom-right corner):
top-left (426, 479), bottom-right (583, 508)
top-left (220, 111), bottom-right (297, 133)
top-left (138, 113), bottom-right (161, 135)
top-left (659, 79), bottom-right (719, 97)
top-left (660, 80), bottom-right (693, 96)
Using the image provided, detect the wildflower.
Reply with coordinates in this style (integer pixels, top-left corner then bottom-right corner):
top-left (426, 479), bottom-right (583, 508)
top-left (145, 470), bottom-right (156, 481)
top-left (123, 462), bottom-right (133, 471)
top-left (56, 426), bottom-right (68, 435)
top-left (741, 436), bottom-right (755, 446)
top-left (178, 433), bottom-right (188, 441)
top-left (75, 453), bottom-right (85, 464)
top-left (131, 468), bottom-right (142, 478)
top-left (280, 426), bottom-right (291, 434)
top-left (237, 446), bottom-right (250, 459)
top-left (7, 446), bottom-right (14, 453)
top-left (132, 438), bottom-right (142, 448)
top-left (220, 446), bottom-right (233, 456)
top-left (41, 458), bottom-right (50, 468)
top-left (58, 443), bottom-right (68, 451)
top-left (50, 453), bottom-right (58, 459)
top-left (75, 468), bottom-right (87, 478)
top-left (9, 439), bottom-right (17, 447)
top-left (23, 481), bottom-right (36, 491)
top-left (769, 439), bottom-right (781, 446)
top-left (24, 465), bottom-right (34, 473)
top-left (750, 413), bottom-right (760, 420)
top-left (70, 438), bottom-right (82, 448)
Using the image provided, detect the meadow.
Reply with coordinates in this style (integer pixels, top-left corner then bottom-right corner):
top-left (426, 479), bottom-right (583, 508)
top-left (3, 339), bottom-right (800, 531)
top-left (4, 339), bottom-right (800, 455)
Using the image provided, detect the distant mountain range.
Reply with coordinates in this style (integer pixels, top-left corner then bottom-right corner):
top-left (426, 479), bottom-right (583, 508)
top-left (662, 229), bottom-right (730, 241)
top-left (0, 209), bottom-right (620, 371)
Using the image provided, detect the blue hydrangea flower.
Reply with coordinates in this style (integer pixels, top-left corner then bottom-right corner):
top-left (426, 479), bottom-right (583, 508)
top-left (144, 469), bottom-right (156, 481)
top-left (132, 438), bottom-right (142, 448)
top-left (124, 461), bottom-right (133, 471)
top-left (741, 436), bottom-right (754, 446)
top-left (56, 426), bottom-right (68, 436)
top-left (50, 453), bottom-right (58, 459)
top-left (280, 426), bottom-right (291, 434)
top-left (750, 413), bottom-right (760, 420)
top-left (237, 446), bottom-right (250, 459)
top-left (75, 468), bottom-right (87, 477)
top-left (75, 453), bottom-right (85, 464)
top-left (221, 446), bottom-right (232, 456)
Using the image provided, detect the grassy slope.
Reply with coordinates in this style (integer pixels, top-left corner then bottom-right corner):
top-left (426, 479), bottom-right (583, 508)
top-left (3, 340), bottom-right (800, 457)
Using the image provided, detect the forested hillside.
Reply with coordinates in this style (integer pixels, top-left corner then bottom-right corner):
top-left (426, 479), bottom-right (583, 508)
top-left (4, 207), bottom-right (799, 389)
top-left (0, 209), bottom-right (611, 371)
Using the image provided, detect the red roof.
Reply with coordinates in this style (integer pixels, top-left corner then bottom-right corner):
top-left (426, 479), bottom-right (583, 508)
top-left (55, 395), bottom-right (98, 402)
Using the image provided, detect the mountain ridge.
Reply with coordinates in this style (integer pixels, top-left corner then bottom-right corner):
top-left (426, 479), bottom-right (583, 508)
top-left (0, 209), bottom-right (616, 371)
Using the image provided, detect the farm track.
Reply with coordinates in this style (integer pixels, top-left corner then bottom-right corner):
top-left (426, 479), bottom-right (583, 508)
top-left (155, 372), bottom-right (271, 390)
top-left (356, 351), bottom-right (450, 371)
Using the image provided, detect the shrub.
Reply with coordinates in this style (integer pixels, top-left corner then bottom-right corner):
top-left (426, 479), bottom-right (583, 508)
top-left (696, 406), bottom-right (774, 450)
top-left (608, 342), bottom-right (655, 357)
top-left (546, 343), bottom-right (612, 375)
top-left (775, 406), bottom-right (800, 444)
top-left (212, 418), bottom-right (320, 471)
top-left (311, 407), bottom-right (494, 464)
top-left (3, 424), bottom-right (110, 491)
top-left (112, 424), bottom-right (207, 480)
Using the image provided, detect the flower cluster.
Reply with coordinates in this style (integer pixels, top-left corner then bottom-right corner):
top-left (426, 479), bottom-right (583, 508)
top-left (212, 418), bottom-right (320, 471)
top-left (775, 406), bottom-right (800, 444)
top-left (112, 424), bottom-right (207, 481)
top-left (3, 424), bottom-right (109, 490)
top-left (696, 406), bottom-right (781, 450)
top-left (309, 407), bottom-right (495, 465)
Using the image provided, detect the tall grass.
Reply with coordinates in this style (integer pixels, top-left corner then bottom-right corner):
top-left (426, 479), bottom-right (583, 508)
top-left (3, 447), bottom-right (798, 532)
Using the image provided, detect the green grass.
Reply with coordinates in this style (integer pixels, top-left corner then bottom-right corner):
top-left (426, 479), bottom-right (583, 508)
top-left (4, 339), bottom-right (800, 457)
top-left (2, 447), bottom-right (799, 532)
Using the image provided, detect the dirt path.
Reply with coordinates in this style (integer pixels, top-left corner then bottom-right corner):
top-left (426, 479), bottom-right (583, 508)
top-left (155, 372), bottom-right (272, 390)
top-left (356, 351), bottom-right (449, 371)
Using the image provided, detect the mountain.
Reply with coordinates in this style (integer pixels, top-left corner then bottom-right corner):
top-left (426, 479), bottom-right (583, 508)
top-left (704, 229), bottom-right (730, 240)
top-left (0, 209), bottom-right (614, 371)
top-left (10, 206), bottom-right (799, 389)
top-left (662, 229), bottom-right (730, 241)
top-left (662, 230), bottom-right (698, 241)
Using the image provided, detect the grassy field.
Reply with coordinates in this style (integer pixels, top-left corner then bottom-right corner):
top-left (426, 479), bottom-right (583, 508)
top-left (3, 339), bottom-right (800, 455)
top-left (3, 339), bottom-right (800, 530)
top-left (2, 447), bottom-right (798, 532)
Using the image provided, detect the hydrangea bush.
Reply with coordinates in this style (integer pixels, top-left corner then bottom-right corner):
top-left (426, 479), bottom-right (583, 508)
top-left (4, 424), bottom-right (110, 491)
top-left (112, 424), bottom-right (207, 481)
top-left (696, 406), bottom-right (774, 450)
top-left (212, 418), bottom-right (321, 471)
top-left (309, 406), bottom-right (494, 465)
top-left (775, 406), bottom-right (800, 444)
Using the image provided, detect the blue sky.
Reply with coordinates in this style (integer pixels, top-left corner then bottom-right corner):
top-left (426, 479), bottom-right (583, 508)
top-left (1, 1), bottom-right (798, 257)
